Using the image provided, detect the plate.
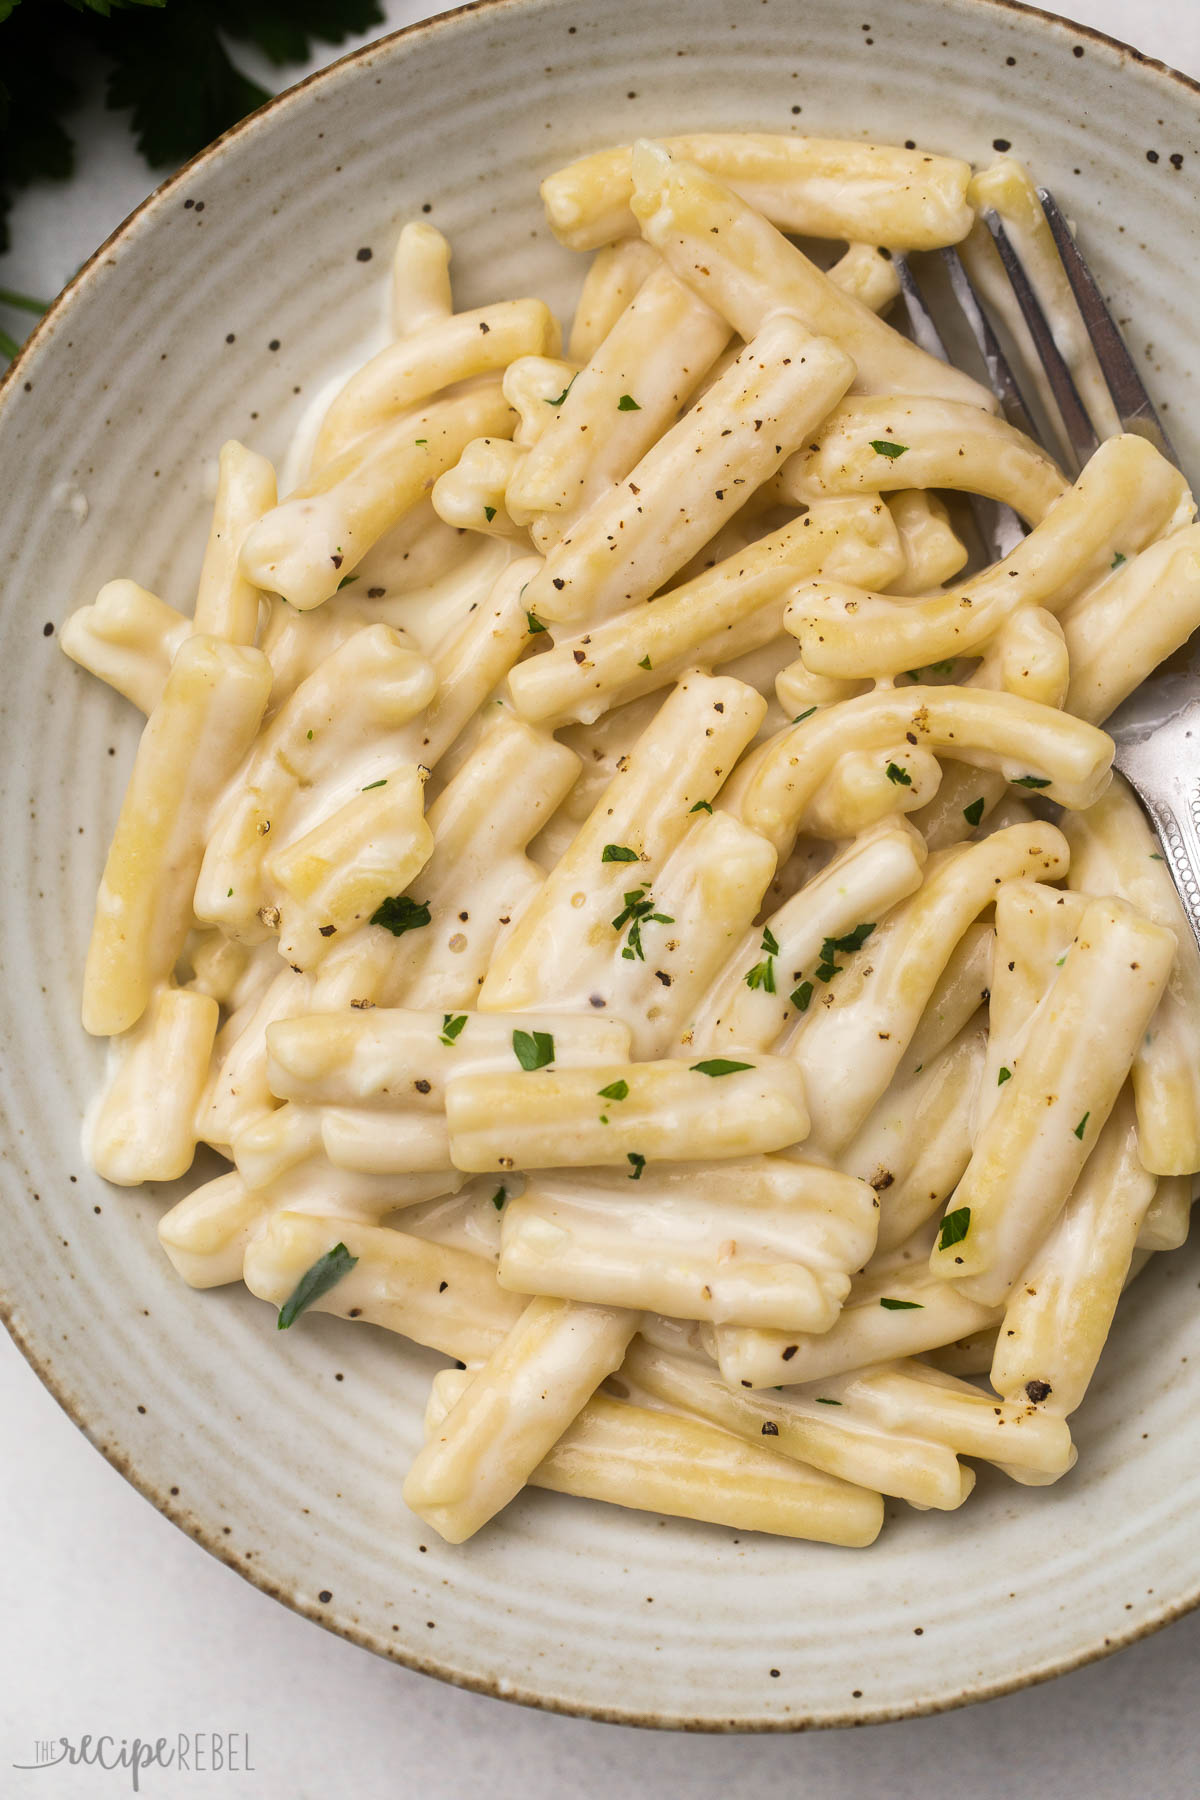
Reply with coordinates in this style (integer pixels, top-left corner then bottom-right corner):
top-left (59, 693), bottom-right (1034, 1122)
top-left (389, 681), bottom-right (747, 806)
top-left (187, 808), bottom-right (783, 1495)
top-left (2, 0), bottom-right (1199, 1729)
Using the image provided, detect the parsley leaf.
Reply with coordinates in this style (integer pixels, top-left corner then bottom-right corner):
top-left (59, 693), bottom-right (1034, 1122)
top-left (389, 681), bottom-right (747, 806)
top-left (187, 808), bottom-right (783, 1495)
top-left (998, 1066), bottom-right (1012, 1085)
top-left (492, 1186), bottom-right (507, 1211)
top-left (791, 980), bottom-right (814, 1013)
top-left (1073, 1112), bottom-right (1090, 1140)
top-left (627, 1152), bottom-right (646, 1180)
top-left (526, 610), bottom-right (548, 634)
top-left (545, 375), bottom-right (577, 407)
top-left (869, 439), bottom-right (909, 458)
top-left (601, 843), bottom-right (640, 863)
top-left (744, 958), bottom-right (776, 993)
top-left (361, 778), bottom-right (387, 790)
top-left (513, 1029), bottom-right (554, 1070)
top-left (1111, 551), bottom-right (1127, 569)
top-left (886, 761), bottom-right (912, 787)
top-left (938, 1206), bottom-right (971, 1250)
top-left (963, 797), bottom-right (986, 828)
top-left (598, 1079), bottom-right (629, 1101)
top-left (638, 654), bottom-right (652, 669)
top-left (689, 799), bottom-right (713, 813)
top-left (1013, 774), bottom-right (1052, 789)
top-left (277, 1241), bottom-right (358, 1330)
top-left (690, 1058), bottom-right (754, 1077)
top-left (880, 1297), bottom-right (924, 1310)
top-left (617, 393), bottom-right (641, 411)
top-left (440, 1013), bottom-right (467, 1046)
top-left (793, 706), bottom-right (817, 723)
top-left (370, 895), bottom-right (430, 936)
top-left (483, 504), bottom-right (497, 522)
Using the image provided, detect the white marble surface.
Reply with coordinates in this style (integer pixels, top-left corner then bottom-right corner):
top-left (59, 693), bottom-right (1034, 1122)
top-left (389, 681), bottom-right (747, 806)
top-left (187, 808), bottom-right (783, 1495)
top-left (4, 3), bottom-right (1200, 1794)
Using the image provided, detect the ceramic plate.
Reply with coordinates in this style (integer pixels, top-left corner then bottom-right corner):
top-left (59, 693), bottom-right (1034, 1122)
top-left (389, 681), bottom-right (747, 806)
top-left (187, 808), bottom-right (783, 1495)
top-left (2, 0), bottom-right (1199, 1729)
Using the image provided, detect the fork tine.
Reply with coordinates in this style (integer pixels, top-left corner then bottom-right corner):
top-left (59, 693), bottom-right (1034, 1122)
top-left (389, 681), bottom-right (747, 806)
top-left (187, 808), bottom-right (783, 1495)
top-left (984, 210), bottom-right (1099, 473)
top-left (893, 253), bottom-right (1026, 562)
top-left (939, 248), bottom-right (1040, 443)
top-left (1037, 189), bottom-right (1181, 469)
top-left (892, 253), bottom-right (951, 363)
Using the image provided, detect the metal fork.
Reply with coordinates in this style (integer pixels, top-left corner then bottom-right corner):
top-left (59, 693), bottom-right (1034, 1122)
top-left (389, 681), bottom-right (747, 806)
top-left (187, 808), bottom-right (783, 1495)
top-left (894, 197), bottom-right (1200, 946)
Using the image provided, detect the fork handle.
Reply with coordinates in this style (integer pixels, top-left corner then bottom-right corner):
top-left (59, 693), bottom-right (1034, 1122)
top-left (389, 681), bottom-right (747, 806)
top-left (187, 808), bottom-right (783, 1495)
top-left (1119, 765), bottom-right (1200, 949)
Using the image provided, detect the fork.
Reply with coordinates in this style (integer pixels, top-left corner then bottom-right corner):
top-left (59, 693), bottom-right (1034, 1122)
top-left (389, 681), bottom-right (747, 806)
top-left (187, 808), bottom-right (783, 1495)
top-left (892, 197), bottom-right (1200, 947)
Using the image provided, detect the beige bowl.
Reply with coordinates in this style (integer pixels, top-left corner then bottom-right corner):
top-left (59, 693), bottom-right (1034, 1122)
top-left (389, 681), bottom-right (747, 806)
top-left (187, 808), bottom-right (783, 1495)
top-left (2, 0), bottom-right (1199, 1730)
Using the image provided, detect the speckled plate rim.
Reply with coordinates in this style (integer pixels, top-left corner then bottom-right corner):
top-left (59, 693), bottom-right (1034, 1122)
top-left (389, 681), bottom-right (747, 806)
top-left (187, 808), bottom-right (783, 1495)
top-left (2, 0), bottom-right (1200, 1733)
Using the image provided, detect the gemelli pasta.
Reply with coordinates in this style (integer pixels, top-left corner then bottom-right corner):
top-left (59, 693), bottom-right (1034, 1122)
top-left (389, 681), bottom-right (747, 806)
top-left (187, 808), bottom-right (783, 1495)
top-left (66, 133), bottom-right (1200, 1549)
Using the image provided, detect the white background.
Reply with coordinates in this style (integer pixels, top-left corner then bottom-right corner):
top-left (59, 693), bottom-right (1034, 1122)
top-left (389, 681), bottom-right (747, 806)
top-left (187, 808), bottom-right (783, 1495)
top-left (4, 2), bottom-right (1200, 1795)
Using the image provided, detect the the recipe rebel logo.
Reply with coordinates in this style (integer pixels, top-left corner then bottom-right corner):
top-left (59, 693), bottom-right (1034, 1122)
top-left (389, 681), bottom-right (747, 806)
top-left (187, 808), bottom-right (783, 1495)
top-left (12, 1732), bottom-right (255, 1790)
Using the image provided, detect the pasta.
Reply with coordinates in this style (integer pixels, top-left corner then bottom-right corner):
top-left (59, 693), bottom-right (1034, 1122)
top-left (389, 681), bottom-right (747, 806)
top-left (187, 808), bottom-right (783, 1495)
top-left (66, 132), bottom-right (1198, 1551)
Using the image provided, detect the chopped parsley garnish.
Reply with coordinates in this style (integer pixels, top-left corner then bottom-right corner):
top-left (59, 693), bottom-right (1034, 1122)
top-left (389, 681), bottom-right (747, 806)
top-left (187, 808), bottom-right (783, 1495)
top-left (938, 1206), bottom-right (971, 1250)
top-left (611, 885), bottom-right (674, 961)
top-left (791, 980), bottom-right (814, 1013)
top-left (963, 797), bottom-right (986, 828)
top-left (602, 844), bottom-right (641, 863)
top-left (1150, 853), bottom-right (1165, 862)
top-left (337, 574), bottom-right (359, 590)
top-left (1112, 551), bottom-right (1127, 569)
top-left (815, 1397), bottom-right (842, 1406)
top-left (440, 1013), bottom-right (468, 1046)
top-left (824, 923), bottom-right (876, 956)
top-left (880, 1297), bottom-right (924, 1310)
top-left (690, 1058), bottom-right (754, 1077)
top-left (1073, 1112), bottom-right (1090, 1140)
top-left (745, 926), bottom-right (780, 993)
top-left (627, 1152), bottom-right (646, 1180)
top-left (793, 706), bottom-right (817, 724)
top-left (414, 438), bottom-right (427, 445)
top-left (370, 895), bottom-right (431, 936)
top-left (998, 1066), bottom-right (1012, 1085)
top-left (598, 1079), bottom-right (630, 1101)
top-left (276, 1243), bottom-right (358, 1331)
top-left (617, 393), bottom-right (642, 411)
top-left (870, 439), bottom-right (909, 458)
top-left (484, 505), bottom-right (497, 523)
top-left (513, 1029), bottom-right (555, 1071)
top-left (361, 778), bottom-right (387, 791)
top-left (545, 376), bottom-right (577, 407)
top-left (1013, 774), bottom-right (1052, 789)
top-left (525, 609), bottom-right (548, 634)
top-left (690, 799), bottom-right (713, 814)
top-left (638, 654), bottom-right (652, 670)
top-left (886, 761), bottom-right (912, 787)
top-left (492, 1186), bottom-right (507, 1211)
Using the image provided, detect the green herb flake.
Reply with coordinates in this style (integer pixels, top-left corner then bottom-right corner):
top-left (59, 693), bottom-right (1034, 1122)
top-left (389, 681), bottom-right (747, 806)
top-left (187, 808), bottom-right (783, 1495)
top-left (886, 761), bottom-right (913, 787)
top-left (226, 887), bottom-right (234, 898)
top-left (492, 1186), bottom-right (507, 1211)
top-left (690, 799), bottom-right (713, 814)
top-left (1013, 774), bottom-right (1052, 789)
top-left (1150, 853), bottom-right (1165, 862)
top-left (513, 1029), bottom-right (555, 1071)
top-left (598, 1079), bottom-right (629, 1101)
top-left (337, 574), bottom-right (359, 590)
top-left (793, 707), bottom-right (817, 724)
top-left (938, 1206), bottom-right (971, 1251)
top-left (1073, 1111), bottom-right (1090, 1140)
top-left (440, 1013), bottom-right (468, 1046)
top-left (526, 610), bottom-right (548, 635)
top-left (306, 729), bottom-right (314, 740)
top-left (545, 376), bottom-right (577, 407)
top-left (929, 660), bottom-right (956, 678)
top-left (361, 778), bottom-right (388, 791)
top-left (791, 980), bottom-right (814, 1013)
top-left (277, 1242), bottom-right (359, 1331)
top-left (690, 1058), bottom-right (754, 1078)
top-left (638, 654), bottom-right (652, 670)
top-left (870, 439), bottom-right (909, 459)
top-left (602, 844), bottom-right (641, 863)
top-left (612, 884), bottom-right (673, 961)
top-left (1112, 552), bottom-right (1127, 569)
top-left (744, 958), bottom-right (777, 994)
top-left (963, 797), bottom-right (986, 828)
top-left (823, 922), bottom-right (875, 957)
top-left (761, 927), bottom-right (780, 956)
top-left (815, 1397), bottom-right (843, 1406)
top-left (998, 1066), bottom-right (1012, 1085)
top-left (627, 1152), bottom-right (646, 1180)
top-left (370, 895), bottom-right (431, 936)
top-left (483, 505), bottom-right (497, 523)
top-left (814, 960), bottom-right (840, 983)
top-left (880, 1297), bottom-right (924, 1310)
top-left (415, 438), bottom-right (427, 445)
top-left (617, 393), bottom-right (642, 411)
